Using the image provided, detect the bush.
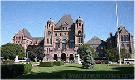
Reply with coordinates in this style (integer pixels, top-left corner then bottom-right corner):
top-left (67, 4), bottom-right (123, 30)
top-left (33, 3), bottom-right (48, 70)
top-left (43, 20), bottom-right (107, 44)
top-left (1, 63), bottom-right (32, 78)
top-left (40, 62), bottom-right (54, 67)
top-left (53, 61), bottom-right (64, 66)
top-left (24, 63), bottom-right (32, 74)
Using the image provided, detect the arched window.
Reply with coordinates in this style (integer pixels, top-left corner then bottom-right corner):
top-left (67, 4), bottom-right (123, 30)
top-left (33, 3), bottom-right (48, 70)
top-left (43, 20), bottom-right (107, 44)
top-left (47, 39), bottom-right (49, 44)
top-left (60, 33), bottom-right (62, 36)
top-left (48, 31), bottom-right (51, 35)
top-left (62, 39), bottom-right (66, 50)
top-left (121, 35), bottom-right (123, 41)
top-left (55, 33), bottom-right (57, 36)
top-left (79, 23), bottom-right (81, 26)
top-left (78, 30), bottom-right (81, 36)
top-left (50, 38), bottom-right (52, 44)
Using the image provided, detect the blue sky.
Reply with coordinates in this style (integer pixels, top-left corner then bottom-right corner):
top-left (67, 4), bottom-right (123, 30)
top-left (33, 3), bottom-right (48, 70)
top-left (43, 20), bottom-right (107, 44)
top-left (1, 1), bottom-right (134, 45)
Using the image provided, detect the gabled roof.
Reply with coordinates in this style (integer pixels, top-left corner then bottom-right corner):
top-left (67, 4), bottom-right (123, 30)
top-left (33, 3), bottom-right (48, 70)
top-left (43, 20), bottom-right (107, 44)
top-left (22, 28), bottom-right (32, 39)
top-left (87, 36), bottom-right (102, 45)
top-left (15, 28), bottom-right (32, 39)
top-left (55, 15), bottom-right (73, 29)
top-left (115, 26), bottom-right (129, 36)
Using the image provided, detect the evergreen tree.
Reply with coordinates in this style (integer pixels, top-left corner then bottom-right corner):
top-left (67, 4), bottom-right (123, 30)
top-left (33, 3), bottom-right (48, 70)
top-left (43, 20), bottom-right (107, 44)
top-left (77, 44), bottom-right (95, 69)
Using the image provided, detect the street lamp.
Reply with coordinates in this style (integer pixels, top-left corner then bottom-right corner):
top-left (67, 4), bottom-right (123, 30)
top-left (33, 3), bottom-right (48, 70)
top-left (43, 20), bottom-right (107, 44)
top-left (26, 51), bottom-right (30, 62)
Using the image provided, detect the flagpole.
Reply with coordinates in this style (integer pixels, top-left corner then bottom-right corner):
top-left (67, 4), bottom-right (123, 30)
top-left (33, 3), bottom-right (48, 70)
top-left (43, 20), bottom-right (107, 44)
top-left (116, 0), bottom-right (121, 65)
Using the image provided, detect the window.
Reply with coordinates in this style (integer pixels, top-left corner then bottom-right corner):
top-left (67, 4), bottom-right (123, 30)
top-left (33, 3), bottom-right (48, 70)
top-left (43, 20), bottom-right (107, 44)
top-left (60, 33), bottom-right (62, 36)
top-left (55, 33), bottom-right (57, 36)
top-left (48, 31), bottom-right (51, 35)
top-left (78, 31), bottom-right (81, 36)
top-left (49, 24), bottom-right (50, 27)
top-left (62, 43), bottom-right (66, 49)
top-left (63, 27), bottom-right (64, 30)
top-left (121, 35), bottom-right (123, 41)
top-left (78, 37), bottom-right (82, 43)
top-left (50, 38), bottom-right (52, 44)
top-left (124, 35), bottom-right (126, 41)
top-left (19, 37), bottom-right (21, 39)
top-left (47, 39), bottom-right (49, 44)
top-left (126, 35), bottom-right (129, 41)
top-left (81, 37), bottom-right (83, 43)
top-left (79, 23), bottom-right (81, 26)
top-left (69, 42), bottom-right (74, 48)
top-left (55, 43), bottom-right (60, 49)
top-left (124, 35), bottom-right (129, 41)
top-left (127, 44), bottom-right (130, 47)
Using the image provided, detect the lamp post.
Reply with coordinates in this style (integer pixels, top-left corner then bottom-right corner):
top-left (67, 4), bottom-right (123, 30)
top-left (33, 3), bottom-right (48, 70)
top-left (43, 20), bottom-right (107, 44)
top-left (26, 51), bottom-right (30, 62)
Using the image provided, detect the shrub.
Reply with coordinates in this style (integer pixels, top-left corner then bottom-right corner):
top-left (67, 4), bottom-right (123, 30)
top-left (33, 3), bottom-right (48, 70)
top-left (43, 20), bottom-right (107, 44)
top-left (1, 63), bottom-right (32, 78)
top-left (53, 61), bottom-right (64, 66)
top-left (40, 62), bottom-right (54, 67)
top-left (24, 63), bottom-right (32, 74)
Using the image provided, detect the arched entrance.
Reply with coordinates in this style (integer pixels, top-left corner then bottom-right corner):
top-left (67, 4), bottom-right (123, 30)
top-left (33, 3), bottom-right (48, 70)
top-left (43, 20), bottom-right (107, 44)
top-left (69, 54), bottom-right (74, 61)
top-left (54, 54), bottom-right (57, 61)
top-left (61, 53), bottom-right (66, 61)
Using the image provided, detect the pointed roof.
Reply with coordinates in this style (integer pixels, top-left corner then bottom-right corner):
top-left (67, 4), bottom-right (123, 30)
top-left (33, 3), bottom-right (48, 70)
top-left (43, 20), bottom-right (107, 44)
top-left (87, 36), bottom-right (102, 44)
top-left (21, 28), bottom-right (32, 39)
top-left (55, 15), bottom-right (73, 28)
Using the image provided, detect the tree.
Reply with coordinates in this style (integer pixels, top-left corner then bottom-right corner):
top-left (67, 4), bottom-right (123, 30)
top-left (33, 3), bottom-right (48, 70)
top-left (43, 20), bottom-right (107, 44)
top-left (105, 48), bottom-right (118, 62)
top-left (27, 45), bottom-right (44, 62)
top-left (1, 43), bottom-right (25, 60)
top-left (77, 44), bottom-right (95, 69)
top-left (121, 48), bottom-right (129, 62)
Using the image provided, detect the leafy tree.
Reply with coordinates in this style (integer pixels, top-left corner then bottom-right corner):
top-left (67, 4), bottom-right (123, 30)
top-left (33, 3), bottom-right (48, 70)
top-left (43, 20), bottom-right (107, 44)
top-left (77, 44), bottom-right (95, 69)
top-left (1, 43), bottom-right (25, 60)
top-left (27, 45), bottom-right (44, 62)
top-left (120, 48), bottom-right (129, 62)
top-left (18, 52), bottom-right (26, 60)
top-left (105, 48), bottom-right (118, 62)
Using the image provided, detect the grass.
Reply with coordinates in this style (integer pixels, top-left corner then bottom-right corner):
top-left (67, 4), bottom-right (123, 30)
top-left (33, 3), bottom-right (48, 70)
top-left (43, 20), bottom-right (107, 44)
top-left (18, 63), bottom-right (134, 79)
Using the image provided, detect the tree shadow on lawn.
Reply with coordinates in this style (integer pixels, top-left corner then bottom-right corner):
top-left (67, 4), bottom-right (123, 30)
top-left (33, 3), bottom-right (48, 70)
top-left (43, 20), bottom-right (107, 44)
top-left (18, 66), bottom-right (134, 79)
top-left (65, 65), bottom-right (82, 68)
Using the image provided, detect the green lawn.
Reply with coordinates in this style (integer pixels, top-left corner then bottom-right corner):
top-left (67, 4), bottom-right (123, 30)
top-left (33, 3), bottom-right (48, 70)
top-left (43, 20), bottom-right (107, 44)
top-left (18, 63), bottom-right (134, 79)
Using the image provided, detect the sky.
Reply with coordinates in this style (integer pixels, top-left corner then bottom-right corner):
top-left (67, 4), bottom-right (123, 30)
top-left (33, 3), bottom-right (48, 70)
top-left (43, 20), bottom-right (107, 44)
top-left (1, 1), bottom-right (134, 45)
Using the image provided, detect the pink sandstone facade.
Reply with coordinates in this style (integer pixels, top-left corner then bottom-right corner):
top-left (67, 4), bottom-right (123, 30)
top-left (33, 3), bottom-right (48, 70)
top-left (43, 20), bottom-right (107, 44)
top-left (13, 15), bottom-right (84, 62)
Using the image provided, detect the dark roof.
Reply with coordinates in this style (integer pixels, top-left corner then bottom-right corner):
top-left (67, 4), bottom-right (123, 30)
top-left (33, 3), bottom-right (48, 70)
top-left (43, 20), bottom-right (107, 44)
top-left (87, 36), bottom-right (102, 44)
top-left (32, 37), bottom-right (44, 40)
top-left (55, 15), bottom-right (73, 28)
top-left (22, 28), bottom-right (32, 39)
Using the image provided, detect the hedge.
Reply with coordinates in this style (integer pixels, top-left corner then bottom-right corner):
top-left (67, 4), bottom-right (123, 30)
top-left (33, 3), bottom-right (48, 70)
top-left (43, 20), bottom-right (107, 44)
top-left (1, 63), bottom-right (32, 79)
top-left (53, 61), bottom-right (64, 66)
top-left (40, 62), bottom-right (54, 67)
top-left (40, 61), bottom-right (64, 67)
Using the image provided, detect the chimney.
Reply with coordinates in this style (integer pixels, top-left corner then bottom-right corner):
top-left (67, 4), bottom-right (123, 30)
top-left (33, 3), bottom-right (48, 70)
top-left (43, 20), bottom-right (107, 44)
top-left (110, 32), bottom-right (112, 37)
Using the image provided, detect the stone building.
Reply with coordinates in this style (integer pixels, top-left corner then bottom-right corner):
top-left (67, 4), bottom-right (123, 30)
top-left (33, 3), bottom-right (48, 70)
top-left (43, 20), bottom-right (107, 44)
top-left (13, 28), bottom-right (44, 52)
top-left (13, 15), bottom-right (84, 62)
top-left (86, 36), bottom-right (107, 58)
top-left (107, 26), bottom-right (134, 58)
top-left (44, 15), bottom-right (84, 62)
